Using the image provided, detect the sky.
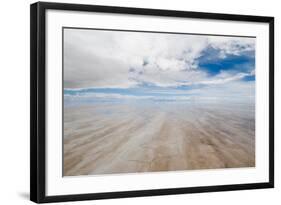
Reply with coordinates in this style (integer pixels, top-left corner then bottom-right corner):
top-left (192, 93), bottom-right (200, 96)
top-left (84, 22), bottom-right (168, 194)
top-left (64, 28), bottom-right (255, 102)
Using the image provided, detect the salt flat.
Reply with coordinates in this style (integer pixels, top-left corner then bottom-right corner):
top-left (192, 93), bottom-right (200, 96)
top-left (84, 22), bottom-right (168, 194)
top-left (63, 101), bottom-right (255, 176)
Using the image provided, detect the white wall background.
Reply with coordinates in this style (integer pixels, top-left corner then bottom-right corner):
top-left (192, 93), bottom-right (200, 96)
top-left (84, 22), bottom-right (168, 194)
top-left (0, 0), bottom-right (278, 204)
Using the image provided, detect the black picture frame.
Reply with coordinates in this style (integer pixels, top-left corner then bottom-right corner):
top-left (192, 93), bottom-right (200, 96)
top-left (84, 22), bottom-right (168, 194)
top-left (30, 2), bottom-right (274, 203)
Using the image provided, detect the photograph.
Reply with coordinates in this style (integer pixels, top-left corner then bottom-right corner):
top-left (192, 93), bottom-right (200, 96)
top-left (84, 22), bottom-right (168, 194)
top-left (29, 2), bottom-right (274, 202)
top-left (63, 28), bottom-right (256, 176)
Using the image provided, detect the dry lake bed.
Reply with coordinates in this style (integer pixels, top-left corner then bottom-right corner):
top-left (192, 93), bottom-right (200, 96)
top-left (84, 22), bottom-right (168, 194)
top-left (63, 100), bottom-right (255, 176)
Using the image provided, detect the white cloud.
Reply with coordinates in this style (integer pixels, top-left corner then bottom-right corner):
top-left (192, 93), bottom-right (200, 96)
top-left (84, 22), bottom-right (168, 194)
top-left (207, 36), bottom-right (255, 58)
top-left (64, 28), bottom-right (255, 89)
top-left (195, 71), bottom-right (252, 86)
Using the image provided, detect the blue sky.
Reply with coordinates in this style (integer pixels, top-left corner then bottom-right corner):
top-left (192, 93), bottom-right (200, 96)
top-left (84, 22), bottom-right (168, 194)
top-left (64, 29), bottom-right (255, 101)
top-left (198, 46), bottom-right (255, 76)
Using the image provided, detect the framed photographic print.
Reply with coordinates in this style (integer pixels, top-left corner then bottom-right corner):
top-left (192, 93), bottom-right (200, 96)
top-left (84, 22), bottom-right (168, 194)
top-left (30, 2), bottom-right (274, 203)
